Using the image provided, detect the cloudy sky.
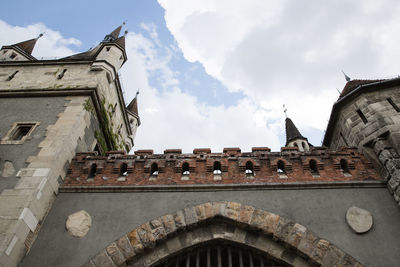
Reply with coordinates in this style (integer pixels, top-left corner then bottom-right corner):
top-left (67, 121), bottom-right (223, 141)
top-left (1, 0), bottom-right (400, 153)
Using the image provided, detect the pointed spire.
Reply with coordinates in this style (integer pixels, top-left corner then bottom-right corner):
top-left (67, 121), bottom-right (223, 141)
top-left (12, 33), bottom-right (43, 55)
top-left (285, 117), bottom-right (305, 145)
top-left (342, 70), bottom-right (351, 82)
top-left (103, 22), bottom-right (125, 42)
top-left (127, 90), bottom-right (139, 116)
top-left (115, 30), bottom-right (127, 49)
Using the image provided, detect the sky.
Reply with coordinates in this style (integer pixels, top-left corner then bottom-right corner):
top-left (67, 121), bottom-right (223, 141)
top-left (1, 0), bottom-right (400, 153)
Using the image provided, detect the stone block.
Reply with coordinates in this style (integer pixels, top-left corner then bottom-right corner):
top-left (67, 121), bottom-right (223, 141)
top-left (273, 217), bottom-right (295, 243)
top-left (165, 236), bottom-right (182, 254)
top-left (137, 223), bottom-right (156, 248)
top-left (287, 223), bottom-right (307, 248)
top-left (261, 212), bottom-right (280, 236)
top-left (310, 239), bottom-right (330, 264)
top-left (321, 245), bottom-right (345, 266)
top-left (203, 202), bottom-right (215, 219)
top-left (297, 230), bottom-right (318, 258)
top-left (183, 206), bottom-right (198, 227)
top-left (127, 229), bottom-right (144, 254)
top-left (151, 225), bottom-right (167, 243)
top-left (173, 210), bottom-right (186, 230)
top-left (212, 201), bottom-right (227, 217)
top-left (339, 254), bottom-right (360, 267)
top-left (387, 176), bottom-right (400, 194)
top-left (379, 150), bottom-right (392, 164)
top-left (253, 235), bottom-right (284, 260)
top-left (194, 204), bottom-right (206, 221)
top-left (249, 209), bottom-right (267, 229)
top-left (116, 235), bottom-right (135, 260)
top-left (238, 205), bottom-right (255, 225)
top-left (91, 250), bottom-right (116, 267)
top-left (224, 202), bottom-right (241, 221)
top-left (106, 242), bottom-right (126, 266)
top-left (161, 214), bottom-right (176, 236)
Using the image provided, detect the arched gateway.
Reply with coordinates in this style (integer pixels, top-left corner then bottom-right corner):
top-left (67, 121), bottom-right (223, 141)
top-left (86, 202), bottom-right (362, 267)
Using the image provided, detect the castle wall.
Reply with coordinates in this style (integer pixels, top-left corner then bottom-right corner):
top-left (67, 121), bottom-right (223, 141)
top-left (326, 86), bottom-right (400, 205)
top-left (20, 188), bottom-right (400, 267)
top-left (0, 97), bottom-right (68, 192)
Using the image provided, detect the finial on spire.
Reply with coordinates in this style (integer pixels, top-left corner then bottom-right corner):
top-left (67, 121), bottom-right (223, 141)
top-left (37, 33), bottom-right (44, 39)
top-left (283, 104), bottom-right (288, 118)
top-left (342, 70), bottom-right (351, 82)
top-left (124, 30), bottom-right (128, 36)
top-left (135, 89), bottom-right (139, 98)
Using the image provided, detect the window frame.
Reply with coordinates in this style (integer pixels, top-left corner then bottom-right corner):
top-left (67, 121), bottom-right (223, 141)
top-left (1, 122), bottom-right (40, 145)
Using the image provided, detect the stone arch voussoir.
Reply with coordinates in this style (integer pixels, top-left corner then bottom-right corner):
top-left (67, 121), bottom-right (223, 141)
top-left (85, 202), bottom-right (362, 267)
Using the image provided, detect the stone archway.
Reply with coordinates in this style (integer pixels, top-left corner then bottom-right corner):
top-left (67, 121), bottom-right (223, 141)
top-left (85, 202), bottom-right (362, 267)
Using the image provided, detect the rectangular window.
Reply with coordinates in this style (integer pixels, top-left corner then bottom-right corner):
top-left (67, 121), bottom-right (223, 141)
top-left (356, 109), bottom-right (368, 124)
top-left (1, 122), bottom-right (39, 144)
top-left (387, 98), bottom-right (400, 112)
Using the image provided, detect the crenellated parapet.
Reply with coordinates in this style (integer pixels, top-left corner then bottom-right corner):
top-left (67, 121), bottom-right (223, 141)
top-left (64, 146), bottom-right (381, 187)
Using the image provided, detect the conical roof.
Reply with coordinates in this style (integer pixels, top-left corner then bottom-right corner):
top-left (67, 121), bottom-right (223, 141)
top-left (114, 35), bottom-right (125, 50)
top-left (127, 95), bottom-right (139, 116)
top-left (285, 117), bottom-right (305, 145)
top-left (340, 79), bottom-right (384, 98)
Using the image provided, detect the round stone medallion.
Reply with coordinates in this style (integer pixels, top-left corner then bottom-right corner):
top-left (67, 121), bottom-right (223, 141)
top-left (346, 206), bottom-right (373, 234)
top-left (66, 210), bottom-right (92, 238)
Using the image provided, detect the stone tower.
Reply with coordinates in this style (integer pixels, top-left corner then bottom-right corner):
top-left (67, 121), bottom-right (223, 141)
top-left (285, 117), bottom-right (311, 151)
top-left (0, 25), bottom-right (139, 266)
top-left (323, 78), bottom-right (400, 204)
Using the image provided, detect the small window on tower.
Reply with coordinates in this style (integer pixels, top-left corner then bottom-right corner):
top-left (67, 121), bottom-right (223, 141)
top-left (106, 47), bottom-right (111, 52)
top-left (1, 122), bottom-right (39, 145)
top-left (356, 109), bottom-right (368, 124)
top-left (10, 52), bottom-right (17, 59)
top-left (387, 98), bottom-right (400, 112)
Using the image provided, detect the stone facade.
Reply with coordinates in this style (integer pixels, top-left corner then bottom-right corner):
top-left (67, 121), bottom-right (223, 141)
top-left (324, 80), bottom-right (400, 205)
top-left (0, 27), bottom-right (138, 267)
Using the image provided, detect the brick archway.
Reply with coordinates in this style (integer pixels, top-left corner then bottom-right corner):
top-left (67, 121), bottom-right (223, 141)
top-left (86, 202), bottom-right (362, 266)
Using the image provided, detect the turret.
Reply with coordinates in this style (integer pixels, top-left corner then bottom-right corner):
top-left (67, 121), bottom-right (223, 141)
top-left (0, 34), bottom-right (43, 61)
top-left (285, 117), bottom-right (311, 151)
top-left (126, 91), bottom-right (141, 148)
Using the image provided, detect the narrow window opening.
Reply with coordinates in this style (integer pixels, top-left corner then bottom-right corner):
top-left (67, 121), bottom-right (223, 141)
top-left (106, 47), bottom-right (111, 52)
top-left (277, 160), bottom-right (286, 175)
top-left (356, 109), bottom-right (368, 124)
top-left (94, 144), bottom-right (101, 155)
top-left (302, 141), bottom-right (307, 149)
top-left (11, 124), bottom-right (33, 140)
top-left (57, 69), bottom-right (67, 79)
top-left (119, 55), bottom-right (123, 60)
top-left (7, 70), bottom-right (19, 81)
top-left (294, 143), bottom-right (298, 148)
top-left (119, 163), bottom-right (128, 177)
top-left (106, 73), bottom-right (112, 83)
top-left (3, 50), bottom-right (7, 54)
top-left (88, 164), bottom-right (97, 178)
top-left (245, 161), bottom-right (254, 175)
top-left (182, 162), bottom-right (190, 175)
top-left (309, 159), bottom-right (319, 176)
top-left (10, 52), bottom-right (17, 59)
top-left (151, 163), bottom-right (158, 176)
top-left (387, 98), bottom-right (400, 112)
top-left (340, 159), bottom-right (351, 176)
top-left (213, 161), bottom-right (222, 175)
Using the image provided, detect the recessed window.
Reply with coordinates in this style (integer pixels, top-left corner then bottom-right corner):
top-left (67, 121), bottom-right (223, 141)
top-left (245, 161), bottom-right (254, 175)
top-left (7, 70), bottom-right (19, 81)
top-left (213, 161), bottom-right (222, 175)
top-left (151, 163), bottom-right (159, 176)
top-left (356, 109), bottom-right (368, 124)
top-left (119, 163), bottom-right (128, 177)
top-left (387, 98), bottom-right (400, 112)
top-left (1, 122), bottom-right (39, 144)
top-left (10, 52), bottom-right (17, 59)
top-left (182, 162), bottom-right (190, 175)
top-left (340, 159), bottom-right (351, 176)
top-left (277, 160), bottom-right (287, 178)
top-left (309, 159), bottom-right (319, 177)
top-left (106, 47), bottom-right (111, 52)
top-left (57, 69), bottom-right (67, 79)
top-left (88, 164), bottom-right (97, 178)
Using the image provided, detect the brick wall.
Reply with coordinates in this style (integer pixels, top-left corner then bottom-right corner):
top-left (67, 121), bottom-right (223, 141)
top-left (64, 146), bottom-right (381, 186)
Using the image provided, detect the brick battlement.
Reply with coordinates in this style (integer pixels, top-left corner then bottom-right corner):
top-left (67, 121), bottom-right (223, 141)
top-left (63, 146), bottom-right (381, 187)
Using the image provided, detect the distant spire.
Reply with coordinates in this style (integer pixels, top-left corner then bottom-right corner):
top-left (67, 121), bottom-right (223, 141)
top-left (283, 104), bottom-right (288, 118)
top-left (285, 117), bottom-right (305, 146)
top-left (11, 33), bottom-right (43, 55)
top-left (342, 70), bottom-right (351, 82)
top-left (127, 90), bottom-right (139, 116)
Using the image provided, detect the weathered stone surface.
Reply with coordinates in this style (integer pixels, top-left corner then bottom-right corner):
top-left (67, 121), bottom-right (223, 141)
top-left (2, 161), bottom-right (15, 177)
top-left (310, 239), bottom-right (330, 264)
top-left (212, 201), bottom-right (227, 216)
top-left (116, 235), bottom-right (135, 260)
top-left (137, 223), bottom-right (156, 248)
top-left (65, 210), bottom-right (92, 238)
top-left (161, 214), bottom-right (176, 235)
top-left (106, 242), bottom-right (126, 266)
top-left (173, 210), bottom-right (186, 230)
top-left (297, 230), bottom-right (318, 257)
top-left (261, 212), bottom-right (280, 235)
top-left (224, 202), bottom-right (241, 221)
top-left (195, 204), bottom-right (206, 221)
top-left (150, 218), bottom-right (163, 229)
top-left (238, 205), bottom-right (254, 224)
top-left (287, 223), bottom-right (307, 248)
top-left (339, 254), bottom-right (360, 267)
top-left (321, 244), bottom-right (346, 266)
top-left (91, 250), bottom-right (115, 267)
top-left (249, 209), bottom-right (267, 229)
top-left (203, 202), bottom-right (215, 219)
top-left (273, 217), bottom-right (295, 243)
top-left (183, 206), bottom-right (198, 227)
top-left (127, 229), bottom-right (144, 253)
top-left (151, 225), bottom-right (167, 242)
top-left (346, 206), bottom-right (373, 234)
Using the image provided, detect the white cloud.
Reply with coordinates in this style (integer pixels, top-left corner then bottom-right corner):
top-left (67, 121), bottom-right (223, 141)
top-left (0, 20), bottom-right (80, 59)
top-left (157, 0), bottom-right (400, 140)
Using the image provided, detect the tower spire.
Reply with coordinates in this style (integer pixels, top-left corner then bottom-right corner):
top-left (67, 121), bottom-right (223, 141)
top-left (11, 33), bottom-right (44, 55)
top-left (103, 22), bottom-right (125, 42)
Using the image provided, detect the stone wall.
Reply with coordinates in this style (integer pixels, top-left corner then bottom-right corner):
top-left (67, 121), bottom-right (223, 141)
top-left (325, 85), bottom-right (400, 205)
